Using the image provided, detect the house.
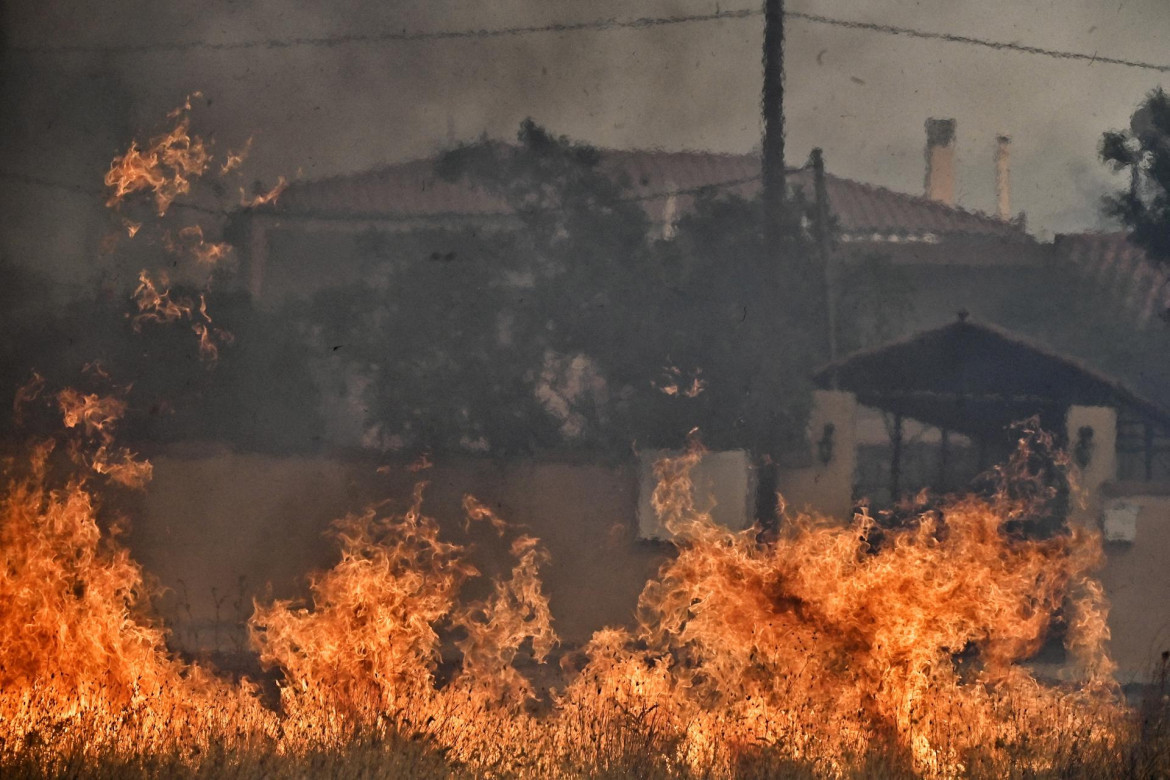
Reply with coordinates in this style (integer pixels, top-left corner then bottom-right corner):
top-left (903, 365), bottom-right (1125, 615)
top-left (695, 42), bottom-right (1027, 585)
top-left (222, 118), bottom-right (1170, 456)
top-left (228, 118), bottom-right (1045, 313)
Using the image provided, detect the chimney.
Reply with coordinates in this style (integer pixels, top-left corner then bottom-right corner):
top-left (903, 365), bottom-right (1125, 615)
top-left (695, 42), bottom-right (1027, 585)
top-left (994, 134), bottom-right (1011, 220)
top-left (924, 118), bottom-right (956, 206)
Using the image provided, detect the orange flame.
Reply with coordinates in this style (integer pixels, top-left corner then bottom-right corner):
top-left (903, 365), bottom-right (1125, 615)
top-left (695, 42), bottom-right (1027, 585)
top-left (171, 225), bottom-right (233, 267)
top-left (656, 365), bottom-right (706, 398)
top-left (0, 413), bottom-right (1143, 776)
top-left (128, 273), bottom-right (229, 363)
top-left (220, 137), bottom-right (253, 175)
top-left (131, 271), bottom-right (193, 330)
top-left (241, 176), bottom-right (287, 208)
top-left (105, 110), bottom-right (211, 216)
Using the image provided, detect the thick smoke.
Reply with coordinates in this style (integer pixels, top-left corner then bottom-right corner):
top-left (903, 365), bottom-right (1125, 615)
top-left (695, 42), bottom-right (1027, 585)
top-left (3, 0), bottom-right (1170, 285)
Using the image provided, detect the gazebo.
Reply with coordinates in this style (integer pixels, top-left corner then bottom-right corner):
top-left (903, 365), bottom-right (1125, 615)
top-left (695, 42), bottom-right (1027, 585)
top-left (809, 314), bottom-right (1170, 508)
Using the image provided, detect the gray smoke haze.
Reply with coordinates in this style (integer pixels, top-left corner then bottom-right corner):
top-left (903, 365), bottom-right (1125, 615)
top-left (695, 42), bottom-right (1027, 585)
top-left (3, 0), bottom-right (1170, 284)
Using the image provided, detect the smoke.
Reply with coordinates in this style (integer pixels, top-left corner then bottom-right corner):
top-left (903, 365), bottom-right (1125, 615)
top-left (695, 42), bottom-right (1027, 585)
top-left (3, 0), bottom-right (1169, 283)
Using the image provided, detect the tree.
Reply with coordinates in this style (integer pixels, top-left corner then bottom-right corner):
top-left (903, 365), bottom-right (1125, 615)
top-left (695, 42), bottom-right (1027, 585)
top-left (435, 120), bottom-right (824, 455)
top-left (299, 120), bottom-right (825, 457)
top-left (1101, 87), bottom-right (1170, 264)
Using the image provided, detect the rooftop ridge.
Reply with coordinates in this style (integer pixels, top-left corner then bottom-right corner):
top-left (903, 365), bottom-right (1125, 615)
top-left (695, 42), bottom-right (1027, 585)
top-left (253, 146), bottom-right (1030, 240)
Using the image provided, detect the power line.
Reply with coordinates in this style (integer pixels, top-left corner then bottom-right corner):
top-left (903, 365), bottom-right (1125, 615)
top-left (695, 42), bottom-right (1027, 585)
top-left (0, 170), bottom-right (103, 198)
top-left (9, 8), bottom-right (758, 55)
top-left (787, 10), bottom-right (1170, 73)
top-left (0, 171), bottom-right (229, 216)
top-left (8, 7), bottom-right (1170, 73)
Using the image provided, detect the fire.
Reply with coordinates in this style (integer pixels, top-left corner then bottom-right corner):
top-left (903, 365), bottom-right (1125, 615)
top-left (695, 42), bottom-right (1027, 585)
top-left (656, 364), bottom-right (706, 397)
top-left (220, 137), bottom-right (253, 175)
top-left (105, 101), bottom-right (258, 369)
top-left (129, 272), bottom-right (230, 363)
top-left (0, 416), bottom-right (1148, 775)
top-left (131, 270), bottom-right (193, 329)
top-left (241, 176), bottom-right (288, 208)
top-left (104, 107), bottom-right (211, 217)
top-left (0, 387), bottom-right (270, 768)
top-left (170, 225), bottom-right (234, 267)
top-left (56, 387), bottom-right (153, 489)
top-left (4, 99), bottom-right (1159, 779)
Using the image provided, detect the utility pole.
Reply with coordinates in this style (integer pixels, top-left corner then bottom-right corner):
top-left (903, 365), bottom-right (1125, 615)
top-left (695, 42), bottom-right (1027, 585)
top-left (754, 0), bottom-right (787, 519)
top-left (762, 0), bottom-right (786, 245)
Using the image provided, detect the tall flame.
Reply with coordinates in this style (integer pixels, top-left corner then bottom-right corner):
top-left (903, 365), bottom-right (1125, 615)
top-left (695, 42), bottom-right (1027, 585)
top-left (0, 396), bottom-right (1151, 775)
top-left (0, 387), bottom-right (270, 768)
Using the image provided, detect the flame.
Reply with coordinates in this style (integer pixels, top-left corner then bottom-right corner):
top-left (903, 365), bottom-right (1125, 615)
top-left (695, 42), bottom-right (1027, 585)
top-left (104, 108), bottom-right (211, 216)
top-left (10, 98), bottom-right (1154, 768)
top-left (171, 225), bottom-right (233, 267)
top-left (408, 451), bottom-right (434, 473)
top-left (12, 370), bottom-right (45, 426)
top-left (56, 388), bottom-right (153, 489)
top-left (1, 384), bottom-right (270, 766)
top-left (0, 407), bottom-right (1150, 775)
top-left (241, 176), bottom-right (287, 208)
top-left (131, 271), bottom-right (193, 330)
top-left (656, 365), bottom-right (706, 398)
top-left (461, 493), bottom-right (510, 536)
top-left (220, 137), bottom-right (253, 175)
top-left (128, 273), bottom-right (229, 363)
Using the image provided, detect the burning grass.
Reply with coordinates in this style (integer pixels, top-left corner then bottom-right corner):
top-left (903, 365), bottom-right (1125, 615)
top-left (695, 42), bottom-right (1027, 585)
top-left (1, 400), bottom-right (1168, 778)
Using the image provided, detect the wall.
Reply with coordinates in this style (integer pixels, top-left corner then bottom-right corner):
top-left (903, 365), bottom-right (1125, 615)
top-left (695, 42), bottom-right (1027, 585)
top-left (636, 449), bottom-right (756, 539)
top-left (1096, 489), bottom-right (1170, 682)
top-left (128, 448), bottom-right (665, 652)
top-left (777, 390), bottom-right (857, 520)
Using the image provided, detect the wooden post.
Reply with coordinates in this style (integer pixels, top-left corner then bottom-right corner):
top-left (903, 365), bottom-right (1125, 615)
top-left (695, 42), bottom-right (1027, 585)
top-left (889, 413), bottom-right (904, 502)
top-left (1145, 422), bottom-right (1155, 482)
top-left (938, 428), bottom-right (950, 492)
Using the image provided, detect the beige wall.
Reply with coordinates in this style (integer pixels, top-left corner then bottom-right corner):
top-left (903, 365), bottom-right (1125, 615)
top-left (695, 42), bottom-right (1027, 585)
top-left (777, 390), bottom-right (858, 521)
top-left (1097, 492), bottom-right (1170, 682)
top-left (125, 441), bottom-right (1170, 685)
top-left (128, 450), bottom-right (665, 651)
top-left (636, 449), bottom-right (755, 540)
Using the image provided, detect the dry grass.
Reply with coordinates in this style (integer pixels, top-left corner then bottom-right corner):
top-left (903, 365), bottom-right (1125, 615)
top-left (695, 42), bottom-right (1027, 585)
top-left (4, 694), bottom-right (1170, 780)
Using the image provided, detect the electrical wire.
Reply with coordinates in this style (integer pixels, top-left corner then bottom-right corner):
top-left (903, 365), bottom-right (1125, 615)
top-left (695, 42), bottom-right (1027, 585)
top-left (9, 7), bottom-right (1169, 73)
top-left (9, 9), bottom-right (758, 55)
top-left (787, 10), bottom-right (1170, 73)
top-left (0, 170), bottom-right (230, 216)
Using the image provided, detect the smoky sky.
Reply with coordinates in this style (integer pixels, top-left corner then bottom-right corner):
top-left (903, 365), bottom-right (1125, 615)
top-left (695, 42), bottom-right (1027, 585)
top-left (4, 0), bottom-right (1170, 284)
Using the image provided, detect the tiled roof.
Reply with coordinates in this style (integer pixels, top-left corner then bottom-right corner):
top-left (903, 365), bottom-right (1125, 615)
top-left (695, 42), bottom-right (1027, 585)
top-left (257, 148), bottom-right (1029, 241)
top-left (813, 316), bottom-right (1170, 435)
top-left (1055, 231), bottom-right (1169, 326)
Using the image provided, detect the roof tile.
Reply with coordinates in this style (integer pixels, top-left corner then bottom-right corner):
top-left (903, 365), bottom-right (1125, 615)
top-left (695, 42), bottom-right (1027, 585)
top-left (258, 148), bottom-right (1028, 240)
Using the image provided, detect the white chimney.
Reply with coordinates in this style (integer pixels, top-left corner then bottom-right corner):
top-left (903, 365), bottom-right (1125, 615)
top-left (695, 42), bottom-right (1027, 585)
top-left (924, 118), bottom-right (956, 206)
top-left (995, 134), bottom-right (1011, 221)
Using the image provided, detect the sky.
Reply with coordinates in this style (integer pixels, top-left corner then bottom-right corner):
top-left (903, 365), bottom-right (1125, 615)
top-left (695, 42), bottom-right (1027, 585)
top-left (3, 0), bottom-right (1169, 284)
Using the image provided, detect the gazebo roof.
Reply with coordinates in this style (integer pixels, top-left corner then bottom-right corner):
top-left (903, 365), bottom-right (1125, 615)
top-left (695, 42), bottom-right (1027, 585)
top-left (812, 316), bottom-right (1170, 438)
